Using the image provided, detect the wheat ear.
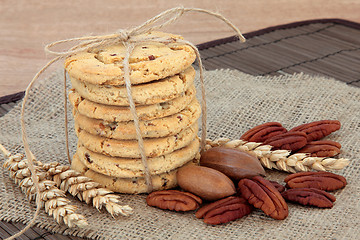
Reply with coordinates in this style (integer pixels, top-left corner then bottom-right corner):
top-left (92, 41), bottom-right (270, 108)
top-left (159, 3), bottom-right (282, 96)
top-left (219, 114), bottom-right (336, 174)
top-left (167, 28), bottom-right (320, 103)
top-left (40, 162), bottom-right (133, 217)
top-left (1, 146), bottom-right (88, 228)
top-left (205, 138), bottom-right (350, 173)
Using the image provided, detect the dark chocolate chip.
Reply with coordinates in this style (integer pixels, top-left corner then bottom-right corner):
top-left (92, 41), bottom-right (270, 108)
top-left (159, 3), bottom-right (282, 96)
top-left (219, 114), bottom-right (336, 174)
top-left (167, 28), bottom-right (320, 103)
top-left (84, 153), bottom-right (93, 163)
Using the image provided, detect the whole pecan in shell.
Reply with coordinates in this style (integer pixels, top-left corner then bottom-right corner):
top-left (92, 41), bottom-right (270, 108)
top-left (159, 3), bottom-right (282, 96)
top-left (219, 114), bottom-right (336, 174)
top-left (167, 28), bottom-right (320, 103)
top-left (269, 180), bottom-right (285, 193)
top-left (146, 190), bottom-right (202, 211)
top-left (288, 120), bottom-right (341, 142)
top-left (263, 131), bottom-right (307, 151)
top-left (200, 147), bottom-right (265, 180)
top-left (281, 188), bottom-right (336, 208)
top-left (196, 196), bottom-right (253, 225)
top-left (284, 171), bottom-right (347, 191)
top-left (240, 122), bottom-right (287, 142)
top-left (238, 176), bottom-right (288, 220)
top-left (296, 140), bottom-right (341, 157)
top-left (177, 165), bottom-right (236, 201)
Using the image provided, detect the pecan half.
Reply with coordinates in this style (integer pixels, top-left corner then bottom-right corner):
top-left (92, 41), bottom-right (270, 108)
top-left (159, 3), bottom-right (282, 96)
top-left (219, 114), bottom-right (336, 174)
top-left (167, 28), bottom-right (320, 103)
top-left (240, 122), bottom-right (287, 142)
top-left (284, 171), bottom-right (347, 191)
top-left (238, 176), bottom-right (288, 220)
top-left (195, 196), bottom-right (253, 225)
top-left (289, 120), bottom-right (341, 142)
top-left (281, 188), bottom-right (336, 208)
top-left (146, 190), bottom-right (202, 211)
top-left (296, 140), bottom-right (341, 157)
top-left (263, 131), bottom-right (307, 151)
top-left (269, 180), bottom-right (285, 193)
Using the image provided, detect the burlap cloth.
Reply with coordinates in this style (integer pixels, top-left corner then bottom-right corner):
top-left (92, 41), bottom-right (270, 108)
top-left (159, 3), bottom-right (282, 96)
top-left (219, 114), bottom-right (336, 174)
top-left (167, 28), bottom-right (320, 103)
top-left (0, 69), bottom-right (359, 239)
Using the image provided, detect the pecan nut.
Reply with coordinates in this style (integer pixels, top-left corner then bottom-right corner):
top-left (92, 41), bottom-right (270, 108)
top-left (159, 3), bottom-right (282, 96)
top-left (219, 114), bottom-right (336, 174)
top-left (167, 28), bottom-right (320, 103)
top-left (177, 165), bottom-right (236, 201)
top-left (240, 122), bottom-right (287, 142)
top-left (238, 176), bottom-right (288, 220)
top-left (288, 120), bottom-right (341, 142)
top-left (284, 171), bottom-right (347, 191)
top-left (146, 190), bottom-right (202, 211)
top-left (195, 196), bottom-right (253, 225)
top-left (269, 180), bottom-right (285, 193)
top-left (263, 131), bottom-right (307, 151)
top-left (200, 147), bottom-right (265, 181)
top-left (281, 188), bottom-right (336, 208)
top-left (296, 140), bottom-right (341, 157)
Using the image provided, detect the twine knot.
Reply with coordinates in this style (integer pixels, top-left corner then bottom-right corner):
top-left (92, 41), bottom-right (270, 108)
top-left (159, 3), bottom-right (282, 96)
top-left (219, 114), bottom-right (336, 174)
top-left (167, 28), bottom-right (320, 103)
top-left (115, 30), bottom-right (131, 42)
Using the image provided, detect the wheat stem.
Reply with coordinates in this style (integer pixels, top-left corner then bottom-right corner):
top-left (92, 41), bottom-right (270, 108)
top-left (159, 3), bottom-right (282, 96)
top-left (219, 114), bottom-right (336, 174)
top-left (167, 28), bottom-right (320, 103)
top-left (1, 146), bottom-right (88, 228)
top-left (205, 138), bottom-right (350, 173)
top-left (41, 163), bottom-right (133, 217)
top-left (1, 145), bottom-right (133, 218)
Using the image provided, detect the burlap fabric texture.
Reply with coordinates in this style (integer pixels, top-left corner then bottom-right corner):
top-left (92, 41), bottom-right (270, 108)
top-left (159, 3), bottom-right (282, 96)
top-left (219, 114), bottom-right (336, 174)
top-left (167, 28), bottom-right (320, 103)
top-left (0, 69), bottom-right (359, 239)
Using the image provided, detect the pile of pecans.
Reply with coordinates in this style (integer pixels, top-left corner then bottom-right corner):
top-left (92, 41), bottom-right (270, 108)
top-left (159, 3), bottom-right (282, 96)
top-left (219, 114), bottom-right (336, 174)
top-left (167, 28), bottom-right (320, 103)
top-left (240, 120), bottom-right (341, 157)
top-left (146, 120), bottom-right (348, 225)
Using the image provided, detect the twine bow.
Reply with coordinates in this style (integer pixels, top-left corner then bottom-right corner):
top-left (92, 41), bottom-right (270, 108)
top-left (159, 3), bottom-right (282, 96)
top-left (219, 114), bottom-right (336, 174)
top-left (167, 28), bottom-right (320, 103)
top-left (16, 7), bottom-right (245, 238)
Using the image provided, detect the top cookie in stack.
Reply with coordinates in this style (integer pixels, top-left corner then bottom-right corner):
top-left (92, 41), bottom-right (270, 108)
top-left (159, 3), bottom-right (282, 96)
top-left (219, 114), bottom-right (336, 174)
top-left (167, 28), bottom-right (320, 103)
top-left (65, 31), bottom-right (201, 194)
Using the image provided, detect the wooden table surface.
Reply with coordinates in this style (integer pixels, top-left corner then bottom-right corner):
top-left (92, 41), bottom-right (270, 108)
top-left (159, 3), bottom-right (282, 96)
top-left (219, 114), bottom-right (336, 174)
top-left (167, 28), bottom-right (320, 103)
top-left (0, 0), bottom-right (359, 97)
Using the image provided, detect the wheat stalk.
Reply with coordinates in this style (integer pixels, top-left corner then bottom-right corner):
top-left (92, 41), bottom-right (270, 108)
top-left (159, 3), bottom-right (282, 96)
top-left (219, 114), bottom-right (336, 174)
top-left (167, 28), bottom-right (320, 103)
top-left (1, 145), bottom-right (133, 217)
top-left (41, 162), bottom-right (133, 217)
top-left (205, 138), bottom-right (350, 173)
top-left (1, 146), bottom-right (88, 228)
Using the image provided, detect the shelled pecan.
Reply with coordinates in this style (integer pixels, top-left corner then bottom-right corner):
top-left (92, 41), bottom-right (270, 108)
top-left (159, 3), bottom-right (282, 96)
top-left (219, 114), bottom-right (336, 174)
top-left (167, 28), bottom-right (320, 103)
top-left (195, 196), bottom-right (253, 225)
top-left (146, 190), bottom-right (202, 211)
top-left (284, 171), bottom-right (347, 191)
top-left (263, 131), bottom-right (308, 151)
top-left (238, 176), bottom-right (288, 220)
top-left (281, 188), bottom-right (336, 208)
top-left (240, 122), bottom-right (287, 142)
top-left (289, 120), bottom-right (341, 142)
top-left (269, 180), bottom-right (285, 193)
top-left (296, 140), bottom-right (341, 157)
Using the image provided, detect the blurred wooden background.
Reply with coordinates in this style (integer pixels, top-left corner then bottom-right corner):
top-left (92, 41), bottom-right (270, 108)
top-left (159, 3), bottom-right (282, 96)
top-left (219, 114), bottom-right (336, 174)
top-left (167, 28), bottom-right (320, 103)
top-left (0, 0), bottom-right (359, 97)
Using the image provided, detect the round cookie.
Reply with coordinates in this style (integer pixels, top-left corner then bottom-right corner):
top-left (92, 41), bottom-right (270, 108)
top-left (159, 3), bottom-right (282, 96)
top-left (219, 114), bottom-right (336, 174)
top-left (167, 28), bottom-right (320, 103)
top-left (71, 154), bottom-right (197, 194)
top-left (69, 85), bottom-right (196, 122)
top-left (76, 138), bottom-right (200, 178)
top-left (76, 123), bottom-right (198, 158)
top-left (73, 98), bottom-right (201, 139)
top-left (70, 66), bottom-right (195, 106)
top-left (71, 154), bottom-right (88, 174)
top-left (65, 31), bottom-right (196, 86)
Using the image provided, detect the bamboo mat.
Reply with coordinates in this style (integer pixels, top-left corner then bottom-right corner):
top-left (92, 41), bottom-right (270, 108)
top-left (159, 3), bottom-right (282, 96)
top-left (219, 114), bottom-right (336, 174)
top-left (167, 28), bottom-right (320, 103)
top-left (197, 19), bottom-right (360, 86)
top-left (0, 19), bottom-right (359, 240)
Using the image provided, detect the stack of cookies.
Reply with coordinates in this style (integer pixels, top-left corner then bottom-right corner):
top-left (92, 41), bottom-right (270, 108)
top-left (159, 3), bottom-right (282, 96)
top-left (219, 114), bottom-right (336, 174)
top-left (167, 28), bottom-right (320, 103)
top-left (65, 32), bottom-right (201, 194)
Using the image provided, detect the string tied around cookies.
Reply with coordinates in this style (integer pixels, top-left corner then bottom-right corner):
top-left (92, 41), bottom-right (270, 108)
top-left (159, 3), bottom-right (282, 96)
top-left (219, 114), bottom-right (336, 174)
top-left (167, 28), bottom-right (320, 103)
top-left (16, 7), bottom-right (246, 238)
